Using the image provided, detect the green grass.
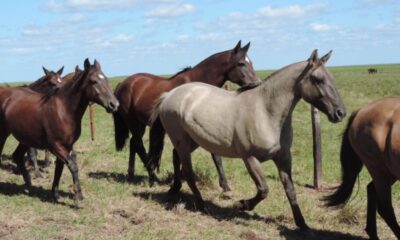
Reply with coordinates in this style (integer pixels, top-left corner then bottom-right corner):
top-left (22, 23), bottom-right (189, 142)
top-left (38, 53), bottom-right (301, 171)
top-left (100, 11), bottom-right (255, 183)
top-left (0, 64), bottom-right (400, 239)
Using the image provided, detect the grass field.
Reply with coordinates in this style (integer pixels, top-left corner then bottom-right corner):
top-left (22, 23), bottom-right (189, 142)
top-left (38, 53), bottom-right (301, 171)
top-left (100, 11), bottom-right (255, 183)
top-left (0, 64), bottom-right (399, 239)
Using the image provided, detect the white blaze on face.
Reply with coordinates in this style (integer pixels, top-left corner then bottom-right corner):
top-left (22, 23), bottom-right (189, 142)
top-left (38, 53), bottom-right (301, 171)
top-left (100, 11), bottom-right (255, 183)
top-left (98, 73), bottom-right (105, 80)
top-left (57, 77), bottom-right (62, 83)
top-left (245, 55), bottom-right (251, 64)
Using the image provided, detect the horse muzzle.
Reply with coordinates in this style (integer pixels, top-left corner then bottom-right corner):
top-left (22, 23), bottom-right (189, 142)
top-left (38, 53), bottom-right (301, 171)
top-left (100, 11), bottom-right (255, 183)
top-left (106, 99), bottom-right (119, 113)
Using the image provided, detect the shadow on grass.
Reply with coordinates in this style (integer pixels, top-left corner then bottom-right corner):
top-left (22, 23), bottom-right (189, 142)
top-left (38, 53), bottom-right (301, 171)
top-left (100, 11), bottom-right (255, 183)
top-left (0, 181), bottom-right (75, 208)
top-left (133, 190), bottom-right (364, 240)
top-left (87, 171), bottom-right (173, 185)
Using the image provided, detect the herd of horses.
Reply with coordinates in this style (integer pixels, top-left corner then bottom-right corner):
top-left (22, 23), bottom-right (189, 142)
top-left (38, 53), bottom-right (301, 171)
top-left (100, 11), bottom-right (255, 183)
top-left (0, 41), bottom-right (398, 239)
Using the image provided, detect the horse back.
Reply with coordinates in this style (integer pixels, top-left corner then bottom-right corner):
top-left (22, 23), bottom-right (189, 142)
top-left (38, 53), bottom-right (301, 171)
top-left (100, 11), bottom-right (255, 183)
top-left (115, 73), bottom-right (180, 124)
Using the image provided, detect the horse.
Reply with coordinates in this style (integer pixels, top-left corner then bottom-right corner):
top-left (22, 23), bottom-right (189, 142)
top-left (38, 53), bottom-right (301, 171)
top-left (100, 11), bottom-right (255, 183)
top-left (113, 41), bottom-right (260, 190)
top-left (0, 59), bottom-right (118, 207)
top-left (325, 97), bottom-right (400, 239)
top-left (27, 66), bottom-right (82, 176)
top-left (152, 49), bottom-right (346, 230)
top-left (368, 68), bottom-right (378, 74)
top-left (0, 66), bottom-right (64, 173)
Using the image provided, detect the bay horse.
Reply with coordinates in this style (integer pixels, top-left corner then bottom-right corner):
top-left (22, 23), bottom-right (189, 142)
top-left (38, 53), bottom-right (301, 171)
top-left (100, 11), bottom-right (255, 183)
top-left (113, 41), bottom-right (260, 190)
top-left (27, 66), bottom-right (83, 176)
top-left (0, 66), bottom-right (64, 174)
top-left (325, 97), bottom-right (400, 239)
top-left (153, 50), bottom-right (346, 230)
top-left (0, 59), bottom-right (118, 207)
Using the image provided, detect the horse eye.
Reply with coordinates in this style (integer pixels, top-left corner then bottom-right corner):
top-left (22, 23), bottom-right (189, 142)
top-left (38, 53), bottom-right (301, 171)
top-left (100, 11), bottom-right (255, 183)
top-left (238, 62), bottom-right (246, 67)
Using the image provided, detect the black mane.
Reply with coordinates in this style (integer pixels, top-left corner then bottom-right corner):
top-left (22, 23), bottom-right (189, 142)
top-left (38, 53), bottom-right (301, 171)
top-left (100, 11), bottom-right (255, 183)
top-left (169, 66), bottom-right (192, 79)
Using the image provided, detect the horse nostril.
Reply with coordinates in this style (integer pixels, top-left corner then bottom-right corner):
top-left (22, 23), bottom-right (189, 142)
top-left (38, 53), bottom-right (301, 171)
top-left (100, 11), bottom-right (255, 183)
top-left (336, 109), bottom-right (346, 118)
top-left (109, 101), bottom-right (117, 110)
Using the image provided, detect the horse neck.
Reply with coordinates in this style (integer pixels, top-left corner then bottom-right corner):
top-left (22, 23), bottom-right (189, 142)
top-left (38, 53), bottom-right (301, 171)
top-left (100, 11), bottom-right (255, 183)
top-left (176, 58), bottom-right (227, 87)
top-left (57, 78), bottom-right (90, 123)
top-left (257, 61), bottom-right (309, 127)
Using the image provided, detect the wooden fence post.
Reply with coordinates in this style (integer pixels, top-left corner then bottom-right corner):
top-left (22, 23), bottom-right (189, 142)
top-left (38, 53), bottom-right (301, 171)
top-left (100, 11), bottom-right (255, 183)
top-left (89, 104), bottom-right (95, 141)
top-left (311, 106), bottom-right (322, 190)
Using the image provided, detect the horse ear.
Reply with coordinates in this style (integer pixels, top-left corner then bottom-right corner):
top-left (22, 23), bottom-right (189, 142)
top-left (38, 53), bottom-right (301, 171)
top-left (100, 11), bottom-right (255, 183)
top-left (42, 66), bottom-right (50, 76)
top-left (84, 58), bottom-right (91, 70)
top-left (233, 40), bottom-right (242, 53)
top-left (57, 66), bottom-right (64, 75)
top-left (94, 59), bottom-right (101, 69)
top-left (234, 42), bottom-right (250, 61)
top-left (308, 49), bottom-right (318, 64)
top-left (241, 42), bottom-right (250, 53)
top-left (75, 65), bottom-right (81, 73)
top-left (320, 50), bottom-right (332, 64)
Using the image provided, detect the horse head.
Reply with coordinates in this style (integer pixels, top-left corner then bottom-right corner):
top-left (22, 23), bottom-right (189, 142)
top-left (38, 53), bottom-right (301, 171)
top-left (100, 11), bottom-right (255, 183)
top-left (82, 59), bottom-right (119, 113)
top-left (225, 41), bottom-right (261, 88)
top-left (299, 49), bottom-right (346, 123)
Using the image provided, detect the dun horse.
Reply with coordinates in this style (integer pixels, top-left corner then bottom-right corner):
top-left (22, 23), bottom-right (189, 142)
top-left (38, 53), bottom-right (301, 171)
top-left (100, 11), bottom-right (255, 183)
top-left (113, 41), bottom-right (260, 190)
top-left (325, 97), bottom-right (400, 239)
top-left (153, 50), bottom-right (346, 230)
top-left (0, 59), bottom-right (118, 207)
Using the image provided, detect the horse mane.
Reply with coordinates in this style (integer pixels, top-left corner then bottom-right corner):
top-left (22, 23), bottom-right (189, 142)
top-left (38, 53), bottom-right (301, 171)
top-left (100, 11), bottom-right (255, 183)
top-left (236, 82), bottom-right (262, 93)
top-left (41, 68), bottom-right (88, 102)
top-left (169, 66), bottom-right (192, 79)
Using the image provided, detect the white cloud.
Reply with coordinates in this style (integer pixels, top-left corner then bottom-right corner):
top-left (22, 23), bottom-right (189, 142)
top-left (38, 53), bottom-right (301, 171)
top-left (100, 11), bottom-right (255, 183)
top-left (9, 47), bottom-right (38, 54)
top-left (256, 3), bottom-right (328, 18)
top-left (113, 33), bottom-right (134, 42)
top-left (310, 23), bottom-right (338, 32)
top-left (44, 0), bottom-right (177, 12)
top-left (145, 4), bottom-right (195, 18)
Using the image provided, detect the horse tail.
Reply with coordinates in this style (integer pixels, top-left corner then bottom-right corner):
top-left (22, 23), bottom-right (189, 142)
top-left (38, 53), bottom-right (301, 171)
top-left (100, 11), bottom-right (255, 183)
top-left (325, 111), bottom-right (363, 207)
top-left (148, 93), bottom-right (169, 170)
top-left (149, 92), bottom-right (168, 127)
top-left (113, 111), bottom-right (129, 151)
top-left (113, 82), bottom-right (129, 151)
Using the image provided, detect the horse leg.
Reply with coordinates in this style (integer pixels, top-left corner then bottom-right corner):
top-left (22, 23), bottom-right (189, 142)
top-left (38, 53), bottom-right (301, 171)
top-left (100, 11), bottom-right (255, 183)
top-left (274, 154), bottom-right (308, 230)
top-left (43, 150), bottom-right (51, 168)
top-left (366, 181), bottom-right (379, 239)
top-left (211, 153), bottom-right (231, 192)
top-left (28, 148), bottom-right (41, 178)
top-left (0, 131), bottom-right (10, 164)
top-left (178, 147), bottom-right (206, 212)
top-left (51, 158), bottom-right (64, 202)
top-left (374, 178), bottom-right (400, 239)
top-left (235, 156), bottom-right (268, 211)
top-left (168, 148), bottom-right (182, 195)
top-left (128, 121), bottom-right (147, 181)
top-left (148, 118), bottom-right (166, 182)
top-left (53, 149), bottom-right (83, 208)
top-left (13, 144), bottom-right (31, 188)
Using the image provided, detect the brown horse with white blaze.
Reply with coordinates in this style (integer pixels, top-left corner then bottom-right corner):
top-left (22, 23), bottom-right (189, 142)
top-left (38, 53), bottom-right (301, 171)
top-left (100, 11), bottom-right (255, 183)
top-left (325, 97), bottom-right (400, 239)
top-left (113, 41), bottom-right (260, 189)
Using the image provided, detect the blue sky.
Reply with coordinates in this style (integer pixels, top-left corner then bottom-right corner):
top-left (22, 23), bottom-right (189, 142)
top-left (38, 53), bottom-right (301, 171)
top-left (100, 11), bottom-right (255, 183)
top-left (0, 0), bottom-right (399, 82)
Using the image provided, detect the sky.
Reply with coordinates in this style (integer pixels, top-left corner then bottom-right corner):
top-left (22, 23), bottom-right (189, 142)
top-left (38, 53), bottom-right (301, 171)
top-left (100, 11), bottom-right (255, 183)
top-left (0, 0), bottom-right (399, 82)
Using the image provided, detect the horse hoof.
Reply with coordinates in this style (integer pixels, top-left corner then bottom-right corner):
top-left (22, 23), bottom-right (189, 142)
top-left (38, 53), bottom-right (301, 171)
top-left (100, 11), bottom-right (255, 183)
top-left (74, 199), bottom-right (84, 209)
top-left (33, 172), bottom-right (43, 179)
top-left (127, 172), bottom-right (135, 182)
top-left (233, 200), bottom-right (251, 211)
top-left (167, 187), bottom-right (180, 196)
top-left (219, 191), bottom-right (233, 200)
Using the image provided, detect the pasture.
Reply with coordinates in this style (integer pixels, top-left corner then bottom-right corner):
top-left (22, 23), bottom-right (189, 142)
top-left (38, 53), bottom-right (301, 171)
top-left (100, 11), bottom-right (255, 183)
top-left (0, 64), bottom-right (399, 239)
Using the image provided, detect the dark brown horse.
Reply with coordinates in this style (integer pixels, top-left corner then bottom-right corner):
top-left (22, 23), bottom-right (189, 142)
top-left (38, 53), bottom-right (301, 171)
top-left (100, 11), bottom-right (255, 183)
top-left (0, 66), bottom-right (64, 171)
top-left (113, 41), bottom-right (260, 189)
top-left (0, 59), bottom-right (118, 207)
top-left (325, 97), bottom-right (400, 239)
top-left (27, 66), bottom-right (82, 176)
